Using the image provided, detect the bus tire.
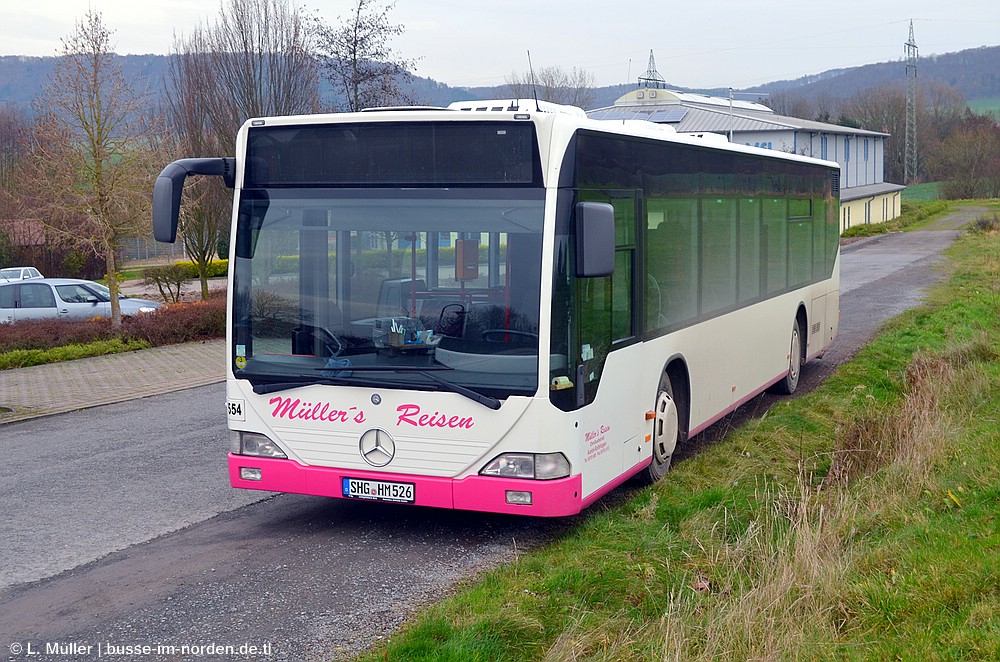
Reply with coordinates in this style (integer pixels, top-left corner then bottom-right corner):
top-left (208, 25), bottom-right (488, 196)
top-left (641, 374), bottom-right (684, 484)
top-left (773, 318), bottom-right (803, 395)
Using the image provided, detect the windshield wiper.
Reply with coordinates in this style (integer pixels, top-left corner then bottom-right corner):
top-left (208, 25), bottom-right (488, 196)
top-left (411, 370), bottom-right (501, 410)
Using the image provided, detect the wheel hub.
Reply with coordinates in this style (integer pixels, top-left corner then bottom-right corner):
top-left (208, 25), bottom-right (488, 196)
top-left (653, 390), bottom-right (679, 461)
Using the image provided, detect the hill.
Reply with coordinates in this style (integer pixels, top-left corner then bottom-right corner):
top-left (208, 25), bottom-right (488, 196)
top-left (744, 45), bottom-right (1000, 103)
top-left (1, 44), bottom-right (998, 114)
top-left (0, 55), bottom-right (171, 110)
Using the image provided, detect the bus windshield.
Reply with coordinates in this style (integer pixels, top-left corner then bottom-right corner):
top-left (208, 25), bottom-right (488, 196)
top-left (231, 187), bottom-right (547, 400)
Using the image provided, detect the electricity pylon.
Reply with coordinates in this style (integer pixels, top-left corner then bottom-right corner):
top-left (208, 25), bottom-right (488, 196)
top-left (904, 20), bottom-right (918, 184)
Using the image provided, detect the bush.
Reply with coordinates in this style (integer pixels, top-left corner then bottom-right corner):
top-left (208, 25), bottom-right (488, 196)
top-left (0, 338), bottom-right (151, 370)
top-left (970, 212), bottom-right (1000, 234)
top-left (0, 291), bottom-right (226, 364)
top-left (122, 291), bottom-right (226, 345)
top-left (175, 259), bottom-right (229, 279)
top-left (60, 250), bottom-right (88, 278)
top-left (139, 260), bottom-right (229, 303)
top-left (841, 200), bottom-right (950, 238)
top-left (142, 263), bottom-right (191, 303)
top-left (0, 317), bottom-right (116, 353)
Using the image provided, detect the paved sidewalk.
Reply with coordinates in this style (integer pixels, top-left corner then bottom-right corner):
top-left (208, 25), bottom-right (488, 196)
top-left (0, 340), bottom-right (226, 424)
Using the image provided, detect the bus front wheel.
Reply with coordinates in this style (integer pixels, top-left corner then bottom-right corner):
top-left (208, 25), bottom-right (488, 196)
top-left (641, 375), bottom-right (683, 483)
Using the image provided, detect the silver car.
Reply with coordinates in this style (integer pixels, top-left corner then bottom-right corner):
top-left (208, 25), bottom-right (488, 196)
top-left (0, 266), bottom-right (43, 281)
top-left (0, 278), bottom-right (162, 323)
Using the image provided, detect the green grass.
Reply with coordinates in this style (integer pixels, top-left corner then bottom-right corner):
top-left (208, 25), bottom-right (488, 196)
top-left (902, 182), bottom-right (942, 202)
top-left (968, 97), bottom-right (1000, 117)
top-left (118, 267), bottom-right (146, 282)
top-left (356, 212), bottom-right (1000, 660)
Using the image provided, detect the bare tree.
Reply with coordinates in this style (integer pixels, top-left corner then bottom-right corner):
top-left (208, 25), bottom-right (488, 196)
top-left (312, 0), bottom-right (416, 112)
top-left (764, 91), bottom-right (814, 120)
top-left (812, 92), bottom-right (838, 124)
top-left (505, 65), bottom-right (595, 108)
top-left (0, 104), bottom-right (29, 259)
top-left (166, 41), bottom-right (231, 300)
top-left (17, 10), bottom-right (156, 327)
top-left (194, 0), bottom-right (320, 145)
top-left (917, 81), bottom-right (967, 173)
top-left (836, 81), bottom-right (968, 184)
top-left (0, 104), bottom-right (28, 195)
top-left (925, 113), bottom-right (1000, 198)
top-left (839, 85), bottom-right (907, 183)
top-left (166, 0), bottom-right (320, 297)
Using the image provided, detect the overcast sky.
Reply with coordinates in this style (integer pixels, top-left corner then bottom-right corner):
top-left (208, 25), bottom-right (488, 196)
top-left (1, 1), bottom-right (998, 89)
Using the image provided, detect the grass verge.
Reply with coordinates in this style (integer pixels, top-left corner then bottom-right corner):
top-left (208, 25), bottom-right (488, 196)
top-left (841, 199), bottom-right (950, 238)
top-left (357, 216), bottom-right (1000, 659)
top-left (0, 338), bottom-right (152, 370)
top-left (901, 182), bottom-right (942, 202)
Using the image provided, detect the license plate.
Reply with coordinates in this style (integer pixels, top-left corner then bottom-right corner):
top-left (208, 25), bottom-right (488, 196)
top-left (342, 477), bottom-right (415, 503)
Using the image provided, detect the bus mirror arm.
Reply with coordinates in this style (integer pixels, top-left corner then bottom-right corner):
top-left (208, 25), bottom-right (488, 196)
top-left (152, 157), bottom-right (236, 243)
top-left (574, 202), bottom-right (615, 277)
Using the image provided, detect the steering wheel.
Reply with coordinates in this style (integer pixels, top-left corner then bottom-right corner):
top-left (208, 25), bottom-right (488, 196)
top-left (481, 329), bottom-right (538, 343)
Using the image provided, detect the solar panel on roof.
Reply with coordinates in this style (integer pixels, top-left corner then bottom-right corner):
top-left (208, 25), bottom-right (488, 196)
top-left (588, 107), bottom-right (688, 123)
top-left (649, 108), bottom-right (688, 123)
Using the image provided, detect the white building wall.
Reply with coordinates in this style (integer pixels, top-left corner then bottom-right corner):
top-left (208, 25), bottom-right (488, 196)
top-left (734, 129), bottom-right (886, 190)
top-left (734, 130), bottom-right (789, 154)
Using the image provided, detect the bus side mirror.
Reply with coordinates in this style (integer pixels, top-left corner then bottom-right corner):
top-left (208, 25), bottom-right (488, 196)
top-left (152, 157), bottom-right (236, 243)
top-left (574, 202), bottom-right (615, 277)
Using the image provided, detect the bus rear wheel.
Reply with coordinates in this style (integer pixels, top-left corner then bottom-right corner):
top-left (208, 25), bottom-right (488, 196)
top-left (641, 376), bottom-right (682, 484)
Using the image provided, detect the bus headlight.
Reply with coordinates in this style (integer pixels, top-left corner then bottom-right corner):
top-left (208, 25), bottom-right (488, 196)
top-left (480, 452), bottom-right (570, 480)
top-left (231, 431), bottom-right (287, 458)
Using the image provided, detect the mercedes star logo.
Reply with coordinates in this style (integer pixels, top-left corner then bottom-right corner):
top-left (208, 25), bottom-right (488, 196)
top-left (358, 428), bottom-right (395, 467)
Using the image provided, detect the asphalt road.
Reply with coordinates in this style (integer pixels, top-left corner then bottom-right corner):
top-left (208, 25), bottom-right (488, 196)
top-left (0, 207), bottom-right (981, 661)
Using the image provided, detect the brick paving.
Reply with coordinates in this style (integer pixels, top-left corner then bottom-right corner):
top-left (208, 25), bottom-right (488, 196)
top-left (0, 340), bottom-right (225, 424)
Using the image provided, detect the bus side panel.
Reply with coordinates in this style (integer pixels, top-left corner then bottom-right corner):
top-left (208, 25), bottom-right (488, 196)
top-left (826, 288), bottom-right (840, 348)
top-left (809, 294), bottom-right (827, 359)
top-left (669, 304), bottom-right (779, 435)
top-left (575, 342), bottom-right (657, 499)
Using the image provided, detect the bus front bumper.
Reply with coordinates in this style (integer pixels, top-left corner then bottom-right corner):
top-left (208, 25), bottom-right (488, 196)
top-left (228, 454), bottom-right (584, 517)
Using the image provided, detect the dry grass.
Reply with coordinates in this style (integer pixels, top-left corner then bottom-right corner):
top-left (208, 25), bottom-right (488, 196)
top-left (647, 338), bottom-right (986, 661)
top-left (826, 353), bottom-right (955, 490)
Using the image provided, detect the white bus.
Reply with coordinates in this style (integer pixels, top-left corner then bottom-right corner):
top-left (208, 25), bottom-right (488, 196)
top-left (153, 99), bottom-right (840, 517)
